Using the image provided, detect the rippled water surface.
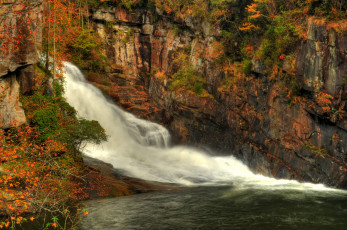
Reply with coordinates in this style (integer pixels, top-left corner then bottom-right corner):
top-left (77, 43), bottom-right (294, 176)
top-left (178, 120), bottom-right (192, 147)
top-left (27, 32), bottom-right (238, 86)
top-left (63, 63), bottom-right (347, 230)
top-left (80, 186), bottom-right (347, 230)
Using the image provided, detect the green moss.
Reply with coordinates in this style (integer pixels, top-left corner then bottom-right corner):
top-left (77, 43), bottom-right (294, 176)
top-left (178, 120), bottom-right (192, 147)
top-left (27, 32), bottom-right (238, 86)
top-left (172, 24), bottom-right (184, 36)
top-left (194, 81), bottom-right (204, 95)
top-left (304, 143), bottom-right (329, 157)
top-left (86, 0), bottom-right (137, 11)
top-left (242, 59), bottom-right (252, 76)
top-left (169, 67), bottom-right (206, 95)
top-left (119, 28), bottom-right (134, 44)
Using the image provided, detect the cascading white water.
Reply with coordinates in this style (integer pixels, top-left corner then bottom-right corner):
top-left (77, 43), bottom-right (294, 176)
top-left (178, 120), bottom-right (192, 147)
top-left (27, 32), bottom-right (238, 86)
top-left (63, 62), bottom-right (342, 191)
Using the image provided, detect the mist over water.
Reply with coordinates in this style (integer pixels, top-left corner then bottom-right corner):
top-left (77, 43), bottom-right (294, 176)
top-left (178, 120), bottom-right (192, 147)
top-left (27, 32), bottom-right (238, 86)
top-left (63, 62), bottom-right (344, 192)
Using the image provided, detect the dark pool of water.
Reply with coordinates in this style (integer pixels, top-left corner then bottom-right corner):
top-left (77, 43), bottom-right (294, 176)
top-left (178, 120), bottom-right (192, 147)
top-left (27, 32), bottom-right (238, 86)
top-left (80, 186), bottom-right (347, 230)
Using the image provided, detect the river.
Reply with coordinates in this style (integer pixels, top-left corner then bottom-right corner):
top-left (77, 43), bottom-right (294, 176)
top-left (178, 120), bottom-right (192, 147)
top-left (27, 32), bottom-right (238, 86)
top-left (63, 62), bottom-right (347, 230)
top-left (80, 186), bottom-right (347, 230)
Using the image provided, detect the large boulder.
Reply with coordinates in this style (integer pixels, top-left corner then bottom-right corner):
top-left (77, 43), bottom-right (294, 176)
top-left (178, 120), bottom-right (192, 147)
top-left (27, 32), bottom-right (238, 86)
top-left (0, 0), bottom-right (43, 128)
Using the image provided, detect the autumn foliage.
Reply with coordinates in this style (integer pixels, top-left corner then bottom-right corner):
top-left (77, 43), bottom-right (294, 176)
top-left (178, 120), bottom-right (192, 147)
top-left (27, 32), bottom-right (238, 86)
top-left (0, 0), bottom-right (42, 65)
top-left (0, 71), bottom-right (107, 228)
top-left (1, 0), bottom-right (110, 229)
top-left (0, 125), bottom-right (80, 228)
top-left (42, 0), bottom-right (108, 74)
top-left (1, 0), bottom-right (346, 228)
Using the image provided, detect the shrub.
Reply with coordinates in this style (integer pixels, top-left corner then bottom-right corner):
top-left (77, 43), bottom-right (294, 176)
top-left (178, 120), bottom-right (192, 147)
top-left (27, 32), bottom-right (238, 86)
top-left (66, 119), bottom-right (108, 151)
top-left (255, 15), bottom-right (298, 72)
top-left (194, 81), bottom-right (204, 94)
top-left (86, 0), bottom-right (138, 11)
top-left (53, 79), bottom-right (64, 97)
top-left (219, 30), bottom-right (242, 62)
top-left (23, 79), bottom-right (106, 151)
top-left (67, 29), bottom-right (107, 72)
top-left (242, 59), bottom-right (252, 76)
top-left (172, 24), bottom-right (184, 36)
top-left (169, 67), bottom-right (206, 95)
top-left (33, 106), bottom-right (59, 140)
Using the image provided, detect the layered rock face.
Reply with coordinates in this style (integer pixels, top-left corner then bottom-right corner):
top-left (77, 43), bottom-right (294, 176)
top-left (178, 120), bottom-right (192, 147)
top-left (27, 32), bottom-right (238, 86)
top-left (92, 4), bottom-right (347, 188)
top-left (0, 0), bottom-right (43, 128)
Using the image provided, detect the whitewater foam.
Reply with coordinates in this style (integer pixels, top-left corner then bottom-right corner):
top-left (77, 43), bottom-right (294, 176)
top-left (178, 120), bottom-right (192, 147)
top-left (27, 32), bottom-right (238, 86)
top-left (63, 62), bottom-right (345, 193)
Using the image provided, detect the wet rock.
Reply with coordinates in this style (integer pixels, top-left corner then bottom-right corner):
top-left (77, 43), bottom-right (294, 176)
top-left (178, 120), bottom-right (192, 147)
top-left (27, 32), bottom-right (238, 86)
top-left (251, 58), bottom-right (266, 75)
top-left (0, 0), bottom-right (43, 129)
top-left (0, 73), bottom-right (26, 128)
top-left (0, 0), bottom-right (43, 77)
top-left (296, 19), bottom-right (347, 97)
top-left (83, 156), bottom-right (177, 198)
top-left (91, 5), bottom-right (347, 188)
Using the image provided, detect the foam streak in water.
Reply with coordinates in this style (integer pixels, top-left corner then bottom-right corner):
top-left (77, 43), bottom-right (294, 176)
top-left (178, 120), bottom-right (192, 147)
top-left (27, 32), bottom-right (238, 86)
top-left (63, 62), bottom-right (344, 192)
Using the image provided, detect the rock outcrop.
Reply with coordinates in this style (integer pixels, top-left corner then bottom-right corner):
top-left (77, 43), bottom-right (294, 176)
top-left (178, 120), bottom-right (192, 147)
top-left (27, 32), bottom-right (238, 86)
top-left (296, 18), bottom-right (347, 97)
top-left (0, 0), bottom-right (43, 128)
top-left (90, 4), bottom-right (347, 188)
top-left (83, 156), bottom-right (176, 198)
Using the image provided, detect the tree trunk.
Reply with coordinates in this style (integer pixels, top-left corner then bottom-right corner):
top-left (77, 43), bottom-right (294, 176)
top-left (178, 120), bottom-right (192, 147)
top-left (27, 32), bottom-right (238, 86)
top-left (53, 0), bottom-right (56, 80)
top-left (45, 1), bottom-right (50, 72)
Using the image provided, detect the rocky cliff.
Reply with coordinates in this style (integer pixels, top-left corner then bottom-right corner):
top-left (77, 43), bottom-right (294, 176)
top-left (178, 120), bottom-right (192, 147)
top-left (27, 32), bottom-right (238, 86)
top-left (0, 0), bottom-right (43, 128)
top-left (89, 1), bottom-right (347, 189)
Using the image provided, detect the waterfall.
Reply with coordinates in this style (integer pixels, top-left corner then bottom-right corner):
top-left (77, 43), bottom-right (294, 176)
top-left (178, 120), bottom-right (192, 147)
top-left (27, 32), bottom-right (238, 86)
top-left (63, 62), bottom-right (340, 191)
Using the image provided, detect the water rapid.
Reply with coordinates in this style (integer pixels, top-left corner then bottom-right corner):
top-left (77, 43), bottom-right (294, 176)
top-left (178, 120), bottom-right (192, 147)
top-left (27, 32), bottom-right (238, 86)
top-left (63, 62), bottom-right (343, 192)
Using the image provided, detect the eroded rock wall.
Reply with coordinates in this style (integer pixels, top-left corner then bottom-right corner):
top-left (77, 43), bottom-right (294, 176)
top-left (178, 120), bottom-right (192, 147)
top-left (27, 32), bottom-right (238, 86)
top-left (92, 4), bottom-right (347, 188)
top-left (0, 0), bottom-right (43, 128)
